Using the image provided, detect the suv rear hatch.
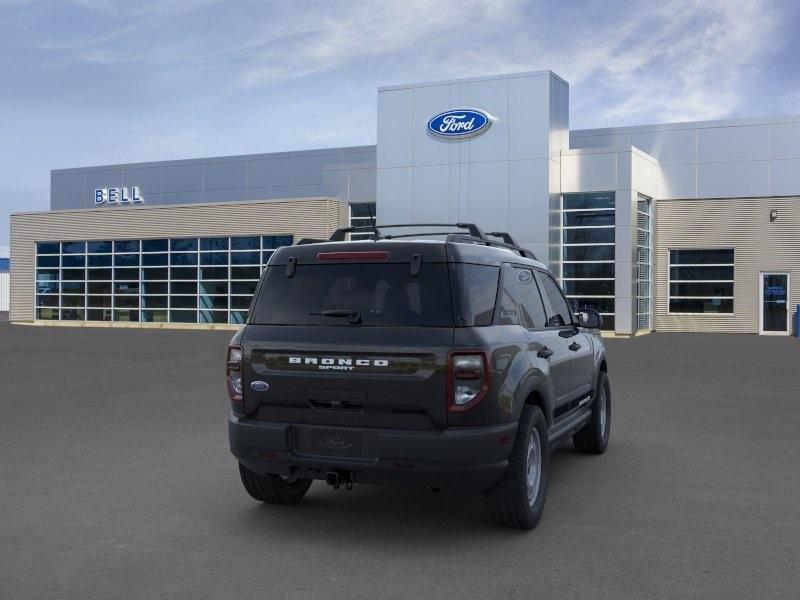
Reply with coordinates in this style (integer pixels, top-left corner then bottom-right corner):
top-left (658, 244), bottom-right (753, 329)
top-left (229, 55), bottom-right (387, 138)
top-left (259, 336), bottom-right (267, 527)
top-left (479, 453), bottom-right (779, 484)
top-left (240, 243), bottom-right (454, 430)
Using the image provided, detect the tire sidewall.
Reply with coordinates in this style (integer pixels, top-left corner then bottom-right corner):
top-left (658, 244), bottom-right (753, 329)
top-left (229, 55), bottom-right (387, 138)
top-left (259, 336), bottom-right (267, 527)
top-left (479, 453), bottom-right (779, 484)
top-left (514, 406), bottom-right (549, 528)
top-left (596, 372), bottom-right (611, 448)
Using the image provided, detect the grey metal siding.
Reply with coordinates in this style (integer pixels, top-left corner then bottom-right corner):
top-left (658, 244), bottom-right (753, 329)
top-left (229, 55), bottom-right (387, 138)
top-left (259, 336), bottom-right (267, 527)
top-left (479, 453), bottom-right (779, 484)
top-left (10, 198), bottom-right (344, 322)
top-left (51, 146), bottom-right (376, 210)
top-left (654, 196), bottom-right (800, 333)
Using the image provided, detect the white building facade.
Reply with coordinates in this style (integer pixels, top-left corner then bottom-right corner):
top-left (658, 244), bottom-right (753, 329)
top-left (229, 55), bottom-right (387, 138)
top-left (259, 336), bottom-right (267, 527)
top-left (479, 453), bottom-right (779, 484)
top-left (9, 70), bottom-right (800, 335)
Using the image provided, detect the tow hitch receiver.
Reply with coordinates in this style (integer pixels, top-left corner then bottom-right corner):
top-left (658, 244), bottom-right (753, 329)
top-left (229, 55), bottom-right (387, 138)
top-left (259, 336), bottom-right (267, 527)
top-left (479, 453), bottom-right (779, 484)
top-left (325, 470), bottom-right (354, 491)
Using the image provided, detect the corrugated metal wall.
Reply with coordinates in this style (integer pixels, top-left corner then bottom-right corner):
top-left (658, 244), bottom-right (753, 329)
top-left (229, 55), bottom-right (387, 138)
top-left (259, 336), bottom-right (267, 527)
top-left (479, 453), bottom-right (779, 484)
top-left (655, 197), bottom-right (800, 333)
top-left (10, 198), bottom-right (345, 322)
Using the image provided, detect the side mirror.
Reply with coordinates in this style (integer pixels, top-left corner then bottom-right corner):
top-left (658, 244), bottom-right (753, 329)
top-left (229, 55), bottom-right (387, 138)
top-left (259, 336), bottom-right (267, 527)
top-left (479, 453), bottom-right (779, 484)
top-left (576, 308), bottom-right (603, 329)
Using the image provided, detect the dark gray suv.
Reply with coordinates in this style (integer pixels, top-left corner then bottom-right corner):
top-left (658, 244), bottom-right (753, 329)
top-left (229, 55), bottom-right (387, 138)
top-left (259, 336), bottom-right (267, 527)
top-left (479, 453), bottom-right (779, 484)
top-left (227, 224), bottom-right (610, 529)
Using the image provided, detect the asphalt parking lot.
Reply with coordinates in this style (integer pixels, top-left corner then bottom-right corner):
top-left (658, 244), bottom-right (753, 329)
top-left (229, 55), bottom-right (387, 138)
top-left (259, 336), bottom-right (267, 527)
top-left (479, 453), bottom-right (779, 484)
top-left (1, 324), bottom-right (799, 599)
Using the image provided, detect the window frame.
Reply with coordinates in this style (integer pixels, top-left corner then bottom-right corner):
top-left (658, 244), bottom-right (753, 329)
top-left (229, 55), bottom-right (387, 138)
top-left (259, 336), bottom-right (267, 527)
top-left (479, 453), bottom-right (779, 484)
top-left (667, 247), bottom-right (735, 315)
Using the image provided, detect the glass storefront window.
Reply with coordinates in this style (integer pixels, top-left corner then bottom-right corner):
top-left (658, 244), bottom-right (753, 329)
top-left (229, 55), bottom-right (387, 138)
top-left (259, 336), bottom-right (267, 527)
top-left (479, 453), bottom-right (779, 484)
top-left (561, 192), bottom-right (615, 330)
top-left (33, 234), bottom-right (292, 324)
top-left (668, 248), bottom-right (734, 314)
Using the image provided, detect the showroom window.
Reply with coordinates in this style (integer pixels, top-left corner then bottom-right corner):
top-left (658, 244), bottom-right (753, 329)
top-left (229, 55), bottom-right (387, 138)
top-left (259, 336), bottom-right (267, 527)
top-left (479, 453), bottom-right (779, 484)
top-left (668, 249), bottom-right (734, 314)
top-left (561, 192), bottom-right (615, 330)
top-left (34, 235), bottom-right (293, 324)
top-left (636, 197), bottom-right (652, 330)
top-left (349, 202), bottom-right (376, 240)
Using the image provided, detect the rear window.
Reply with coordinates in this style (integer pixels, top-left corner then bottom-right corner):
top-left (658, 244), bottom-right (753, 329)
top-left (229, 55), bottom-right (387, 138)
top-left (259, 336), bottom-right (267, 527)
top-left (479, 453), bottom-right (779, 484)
top-left (250, 263), bottom-right (454, 327)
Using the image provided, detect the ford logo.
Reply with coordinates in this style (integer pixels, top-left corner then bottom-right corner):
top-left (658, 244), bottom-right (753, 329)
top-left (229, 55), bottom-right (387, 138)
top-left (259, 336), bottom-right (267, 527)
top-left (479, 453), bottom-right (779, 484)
top-left (250, 380), bottom-right (270, 392)
top-left (319, 436), bottom-right (352, 450)
top-left (427, 108), bottom-right (493, 139)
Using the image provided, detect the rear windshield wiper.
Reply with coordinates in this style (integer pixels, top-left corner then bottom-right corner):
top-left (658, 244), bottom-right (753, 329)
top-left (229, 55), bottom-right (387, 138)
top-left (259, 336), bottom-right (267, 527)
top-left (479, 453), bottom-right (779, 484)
top-left (311, 309), bottom-right (362, 324)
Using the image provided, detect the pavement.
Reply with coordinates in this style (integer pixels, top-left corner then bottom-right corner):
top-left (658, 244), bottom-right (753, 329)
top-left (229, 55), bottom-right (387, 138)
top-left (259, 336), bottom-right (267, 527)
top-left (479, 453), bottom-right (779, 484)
top-left (1, 323), bottom-right (799, 599)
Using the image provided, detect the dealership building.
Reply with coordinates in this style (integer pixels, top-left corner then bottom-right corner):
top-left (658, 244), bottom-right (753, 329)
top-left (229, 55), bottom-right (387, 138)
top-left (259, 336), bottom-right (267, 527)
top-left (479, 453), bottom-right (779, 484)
top-left (9, 69), bottom-right (800, 335)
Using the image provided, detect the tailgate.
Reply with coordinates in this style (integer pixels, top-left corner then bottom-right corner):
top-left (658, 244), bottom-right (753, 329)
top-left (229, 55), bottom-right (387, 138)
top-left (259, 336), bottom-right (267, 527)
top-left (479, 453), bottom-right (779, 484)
top-left (241, 325), bottom-right (453, 429)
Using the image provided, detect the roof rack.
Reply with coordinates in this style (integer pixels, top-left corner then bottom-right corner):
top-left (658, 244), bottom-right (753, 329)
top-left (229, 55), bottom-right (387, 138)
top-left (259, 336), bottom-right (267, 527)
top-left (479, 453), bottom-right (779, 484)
top-left (326, 223), bottom-right (536, 260)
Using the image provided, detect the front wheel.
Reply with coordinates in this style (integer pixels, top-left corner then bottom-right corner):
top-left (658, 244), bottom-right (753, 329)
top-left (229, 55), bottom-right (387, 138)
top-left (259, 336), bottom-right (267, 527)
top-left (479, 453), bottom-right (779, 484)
top-left (573, 371), bottom-right (611, 454)
top-left (238, 463), bottom-right (312, 504)
top-left (484, 405), bottom-right (549, 530)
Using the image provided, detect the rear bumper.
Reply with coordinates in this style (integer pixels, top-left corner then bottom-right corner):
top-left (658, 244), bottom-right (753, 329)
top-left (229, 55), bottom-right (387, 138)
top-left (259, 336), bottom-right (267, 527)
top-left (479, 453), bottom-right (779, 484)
top-left (229, 415), bottom-right (517, 492)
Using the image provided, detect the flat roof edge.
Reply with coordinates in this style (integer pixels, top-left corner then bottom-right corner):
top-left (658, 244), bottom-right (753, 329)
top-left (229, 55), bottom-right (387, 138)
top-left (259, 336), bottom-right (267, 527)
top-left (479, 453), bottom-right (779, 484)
top-left (378, 69), bottom-right (567, 92)
top-left (11, 196), bottom-right (338, 217)
top-left (51, 145), bottom-right (377, 174)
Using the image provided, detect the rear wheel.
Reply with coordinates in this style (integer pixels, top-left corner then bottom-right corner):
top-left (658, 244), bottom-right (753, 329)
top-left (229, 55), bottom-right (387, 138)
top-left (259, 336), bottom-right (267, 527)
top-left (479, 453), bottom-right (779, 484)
top-left (485, 405), bottom-right (549, 530)
top-left (238, 463), bottom-right (312, 504)
top-left (573, 371), bottom-right (611, 454)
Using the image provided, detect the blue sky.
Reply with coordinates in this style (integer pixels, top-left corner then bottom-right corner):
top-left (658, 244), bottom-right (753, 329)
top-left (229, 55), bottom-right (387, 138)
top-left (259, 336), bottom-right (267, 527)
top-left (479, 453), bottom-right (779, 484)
top-left (1, 0), bottom-right (799, 249)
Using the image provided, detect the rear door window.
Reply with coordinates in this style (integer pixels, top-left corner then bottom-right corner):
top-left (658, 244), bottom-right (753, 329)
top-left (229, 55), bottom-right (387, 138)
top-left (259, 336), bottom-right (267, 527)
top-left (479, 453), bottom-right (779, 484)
top-left (514, 268), bottom-right (548, 329)
top-left (536, 271), bottom-right (574, 327)
top-left (250, 263), bottom-right (453, 327)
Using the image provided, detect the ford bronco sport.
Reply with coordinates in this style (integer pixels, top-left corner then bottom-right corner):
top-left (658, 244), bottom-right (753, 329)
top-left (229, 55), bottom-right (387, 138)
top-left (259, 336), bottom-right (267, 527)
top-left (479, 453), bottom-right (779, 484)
top-left (227, 223), bottom-right (610, 529)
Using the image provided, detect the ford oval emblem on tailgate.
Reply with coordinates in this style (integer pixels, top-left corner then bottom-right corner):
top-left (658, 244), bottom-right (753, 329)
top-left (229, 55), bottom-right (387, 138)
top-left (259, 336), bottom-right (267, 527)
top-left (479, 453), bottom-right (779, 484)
top-left (250, 380), bottom-right (270, 392)
top-left (319, 436), bottom-right (352, 451)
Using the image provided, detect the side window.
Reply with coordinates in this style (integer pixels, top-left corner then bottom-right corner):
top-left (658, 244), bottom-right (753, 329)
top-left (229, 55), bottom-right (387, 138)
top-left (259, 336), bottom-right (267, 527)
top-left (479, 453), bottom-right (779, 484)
top-left (514, 268), bottom-right (547, 329)
top-left (495, 265), bottom-right (520, 325)
top-left (537, 272), bottom-right (573, 327)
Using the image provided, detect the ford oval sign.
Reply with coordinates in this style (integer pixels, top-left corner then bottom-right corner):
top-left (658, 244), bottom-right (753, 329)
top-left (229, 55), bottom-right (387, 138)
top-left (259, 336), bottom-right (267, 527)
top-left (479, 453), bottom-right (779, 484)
top-left (427, 108), bottom-right (493, 139)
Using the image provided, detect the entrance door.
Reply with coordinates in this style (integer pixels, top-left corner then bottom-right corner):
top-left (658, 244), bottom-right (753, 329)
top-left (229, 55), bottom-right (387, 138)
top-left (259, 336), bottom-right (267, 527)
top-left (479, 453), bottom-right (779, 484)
top-left (759, 273), bottom-right (790, 335)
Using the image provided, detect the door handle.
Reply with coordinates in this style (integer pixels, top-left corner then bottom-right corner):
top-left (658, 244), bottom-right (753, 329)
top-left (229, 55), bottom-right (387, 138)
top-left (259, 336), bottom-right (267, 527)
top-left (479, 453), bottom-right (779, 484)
top-left (568, 342), bottom-right (581, 352)
top-left (537, 346), bottom-right (554, 359)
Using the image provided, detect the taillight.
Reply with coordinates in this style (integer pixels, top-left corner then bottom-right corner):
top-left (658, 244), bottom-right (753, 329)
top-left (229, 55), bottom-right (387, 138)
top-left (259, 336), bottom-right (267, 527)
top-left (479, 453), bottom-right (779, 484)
top-left (447, 351), bottom-right (490, 412)
top-left (227, 345), bottom-right (244, 413)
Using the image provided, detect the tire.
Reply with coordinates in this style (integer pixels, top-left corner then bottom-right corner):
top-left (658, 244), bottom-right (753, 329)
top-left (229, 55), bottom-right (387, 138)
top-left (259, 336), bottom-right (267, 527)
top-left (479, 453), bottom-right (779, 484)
top-left (484, 405), bottom-right (549, 530)
top-left (573, 371), bottom-right (611, 454)
top-left (238, 463), bottom-right (312, 504)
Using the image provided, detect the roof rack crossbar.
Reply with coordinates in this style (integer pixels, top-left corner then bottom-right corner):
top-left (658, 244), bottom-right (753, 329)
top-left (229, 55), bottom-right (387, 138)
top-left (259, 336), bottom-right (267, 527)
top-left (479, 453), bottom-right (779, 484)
top-left (325, 222), bottom-right (536, 260)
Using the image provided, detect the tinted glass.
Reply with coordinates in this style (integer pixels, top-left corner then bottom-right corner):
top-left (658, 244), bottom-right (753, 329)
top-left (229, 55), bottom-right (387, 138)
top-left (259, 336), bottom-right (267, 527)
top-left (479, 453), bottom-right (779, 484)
top-left (87, 241), bottom-right (112, 253)
top-left (142, 253), bottom-right (168, 266)
top-left (170, 253), bottom-right (198, 266)
top-left (563, 228), bottom-right (615, 244)
top-left (514, 269), bottom-right (547, 329)
top-left (450, 264), bottom-right (499, 326)
top-left (562, 263), bottom-right (615, 278)
top-left (61, 241), bottom-right (86, 254)
top-left (670, 282), bottom-right (734, 296)
top-left (670, 299), bottom-right (733, 313)
top-left (142, 239), bottom-right (168, 252)
top-left (88, 268), bottom-right (112, 280)
top-left (563, 211), bottom-right (615, 227)
top-left (670, 249), bottom-right (734, 264)
top-left (201, 252), bottom-right (227, 265)
top-left (231, 251), bottom-right (259, 265)
top-left (170, 238), bottom-right (198, 251)
top-left (114, 254), bottom-right (139, 267)
top-left (62, 255), bottom-right (85, 267)
top-left (251, 263), bottom-right (454, 327)
top-left (37, 256), bottom-right (59, 268)
top-left (563, 245), bottom-right (614, 261)
top-left (88, 255), bottom-right (112, 267)
top-left (230, 236), bottom-right (259, 250)
top-left (537, 272), bottom-right (573, 327)
top-left (262, 235), bottom-right (293, 249)
top-left (36, 242), bottom-right (59, 254)
top-left (669, 266), bottom-right (733, 281)
top-left (563, 192), bottom-right (615, 210)
top-left (495, 267), bottom-right (520, 326)
top-left (573, 297), bottom-right (615, 314)
top-left (114, 240), bottom-right (139, 253)
top-left (200, 237), bottom-right (229, 251)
